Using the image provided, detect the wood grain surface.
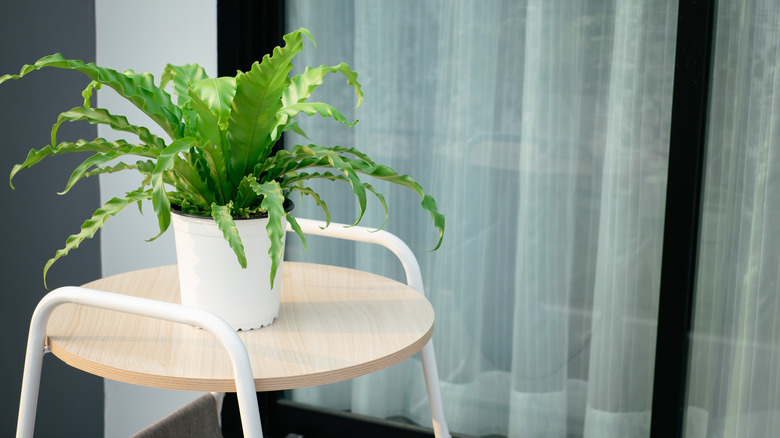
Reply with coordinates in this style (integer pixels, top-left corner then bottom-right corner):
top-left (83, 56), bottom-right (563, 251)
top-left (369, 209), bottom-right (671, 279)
top-left (46, 263), bottom-right (434, 392)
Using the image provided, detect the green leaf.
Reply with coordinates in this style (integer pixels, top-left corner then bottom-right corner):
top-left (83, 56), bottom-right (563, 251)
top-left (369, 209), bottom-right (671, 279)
top-left (346, 159), bottom-right (445, 250)
top-left (51, 106), bottom-right (167, 149)
top-left (285, 170), bottom-right (347, 186)
top-left (280, 144), bottom-right (444, 250)
top-left (226, 28), bottom-right (311, 186)
top-left (43, 188), bottom-right (152, 287)
top-left (60, 151), bottom-right (122, 195)
top-left (187, 89), bottom-right (224, 145)
top-left (1, 54), bottom-right (182, 138)
top-left (292, 185), bottom-right (331, 226)
top-left (249, 180), bottom-right (286, 288)
top-left (421, 194), bottom-right (445, 250)
top-left (362, 183), bottom-right (389, 230)
top-left (10, 139), bottom-right (157, 189)
top-left (168, 191), bottom-right (210, 215)
top-left (274, 61), bottom-right (362, 143)
top-left (191, 77), bottom-right (236, 129)
top-left (255, 151), bottom-right (327, 180)
top-left (280, 118), bottom-right (310, 139)
top-left (83, 160), bottom-right (156, 179)
top-left (186, 148), bottom-right (221, 203)
top-left (233, 175), bottom-right (254, 210)
top-left (329, 145), bottom-right (377, 166)
top-left (286, 144), bottom-right (367, 225)
top-left (171, 155), bottom-right (218, 207)
top-left (285, 213), bottom-right (307, 250)
top-left (283, 62), bottom-right (363, 107)
top-left (211, 203), bottom-right (247, 268)
top-left (187, 91), bottom-right (233, 202)
top-left (150, 137), bottom-right (197, 238)
top-left (160, 63), bottom-right (209, 106)
top-left (275, 102), bottom-right (357, 141)
top-left (286, 173), bottom-right (385, 230)
top-left (81, 80), bottom-right (101, 108)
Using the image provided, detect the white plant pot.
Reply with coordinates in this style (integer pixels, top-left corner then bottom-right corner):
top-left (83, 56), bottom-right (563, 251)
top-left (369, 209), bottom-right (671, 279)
top-left (170, 211), bottom-right (286, 331)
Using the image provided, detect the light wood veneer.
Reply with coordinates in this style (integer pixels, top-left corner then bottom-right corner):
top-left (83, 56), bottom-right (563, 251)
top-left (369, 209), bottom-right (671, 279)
top-left (45, 262), bottom-right (434, 392)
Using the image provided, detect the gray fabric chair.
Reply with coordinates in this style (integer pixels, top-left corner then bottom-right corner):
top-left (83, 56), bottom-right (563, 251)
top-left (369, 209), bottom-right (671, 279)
top-left (131, 393), bottom-right (223, 438)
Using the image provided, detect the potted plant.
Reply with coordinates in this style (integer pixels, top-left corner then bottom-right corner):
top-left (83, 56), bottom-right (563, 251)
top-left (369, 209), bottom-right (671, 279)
top-left (2, 28), bottom-right (444, 330)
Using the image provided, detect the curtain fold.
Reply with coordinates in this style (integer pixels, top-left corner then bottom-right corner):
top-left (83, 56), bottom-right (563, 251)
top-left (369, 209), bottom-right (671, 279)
top-left (286, 1), bottom-right (677, 436)
top-left (685, 1), bottom-right (780, 437)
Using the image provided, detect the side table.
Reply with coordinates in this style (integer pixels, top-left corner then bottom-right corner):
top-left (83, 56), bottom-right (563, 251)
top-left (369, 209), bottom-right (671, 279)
top-left (16, 219), bottom-right (451, 438)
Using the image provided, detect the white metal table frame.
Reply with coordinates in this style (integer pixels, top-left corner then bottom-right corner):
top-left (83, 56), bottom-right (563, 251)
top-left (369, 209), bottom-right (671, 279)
top-left (16, 218), bottom-right (452, 438)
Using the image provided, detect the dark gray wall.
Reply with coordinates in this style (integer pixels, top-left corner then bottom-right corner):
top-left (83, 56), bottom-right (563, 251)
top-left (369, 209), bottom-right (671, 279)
top-left (0, 1), bottom-right (103, 436)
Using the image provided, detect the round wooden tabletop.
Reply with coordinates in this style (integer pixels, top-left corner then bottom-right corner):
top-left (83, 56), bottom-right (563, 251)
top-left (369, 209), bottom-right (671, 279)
top-left (45, 262), bottom-right (435, 392)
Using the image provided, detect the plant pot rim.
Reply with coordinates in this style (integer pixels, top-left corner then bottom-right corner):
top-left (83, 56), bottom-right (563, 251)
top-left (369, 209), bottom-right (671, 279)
top-left (170, 199), bottom-right (295, 221)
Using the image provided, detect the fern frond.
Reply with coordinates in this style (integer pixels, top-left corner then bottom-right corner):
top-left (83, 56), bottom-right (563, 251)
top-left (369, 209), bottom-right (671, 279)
top-left (43, 188), bottom-right (152, 286)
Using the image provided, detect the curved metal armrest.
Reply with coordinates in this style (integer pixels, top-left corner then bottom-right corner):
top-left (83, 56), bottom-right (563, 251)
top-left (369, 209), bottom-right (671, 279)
top-left (17, 288), bottom-right (263, 438)
top-left (287, 218), bottom-right (426, 296)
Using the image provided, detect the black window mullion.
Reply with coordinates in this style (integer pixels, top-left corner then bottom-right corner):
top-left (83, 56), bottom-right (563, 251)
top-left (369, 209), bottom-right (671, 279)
top-left (650, 1), bottom-right (718, 437)
top-left (217, 2), bottom-right (288, 436)
top-left (217, 0), bottom-right (286, 77)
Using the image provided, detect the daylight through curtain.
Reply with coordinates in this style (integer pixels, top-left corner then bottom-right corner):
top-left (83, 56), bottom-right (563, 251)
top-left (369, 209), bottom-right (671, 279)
top-left (685, 2), bottom-right (780, 437)
top-left (285, 1), bottom-right (677, 437)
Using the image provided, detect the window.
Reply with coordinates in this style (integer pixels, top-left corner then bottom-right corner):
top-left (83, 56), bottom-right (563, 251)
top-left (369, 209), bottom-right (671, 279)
top-left (219, 1), bottom-right (780, 437)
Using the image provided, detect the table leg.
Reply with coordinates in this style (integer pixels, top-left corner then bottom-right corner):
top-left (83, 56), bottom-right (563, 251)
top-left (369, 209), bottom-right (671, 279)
top-left (16, 303), bottom-right (49, 438)
top-left (421, 340), bottom-right (452, 438)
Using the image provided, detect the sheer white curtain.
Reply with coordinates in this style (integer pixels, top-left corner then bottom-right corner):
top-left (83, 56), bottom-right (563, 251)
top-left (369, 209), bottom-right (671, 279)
top-left (285, 1), bottom-right (677, 437)
top-left (685, 2), bottom-right (780, 438)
